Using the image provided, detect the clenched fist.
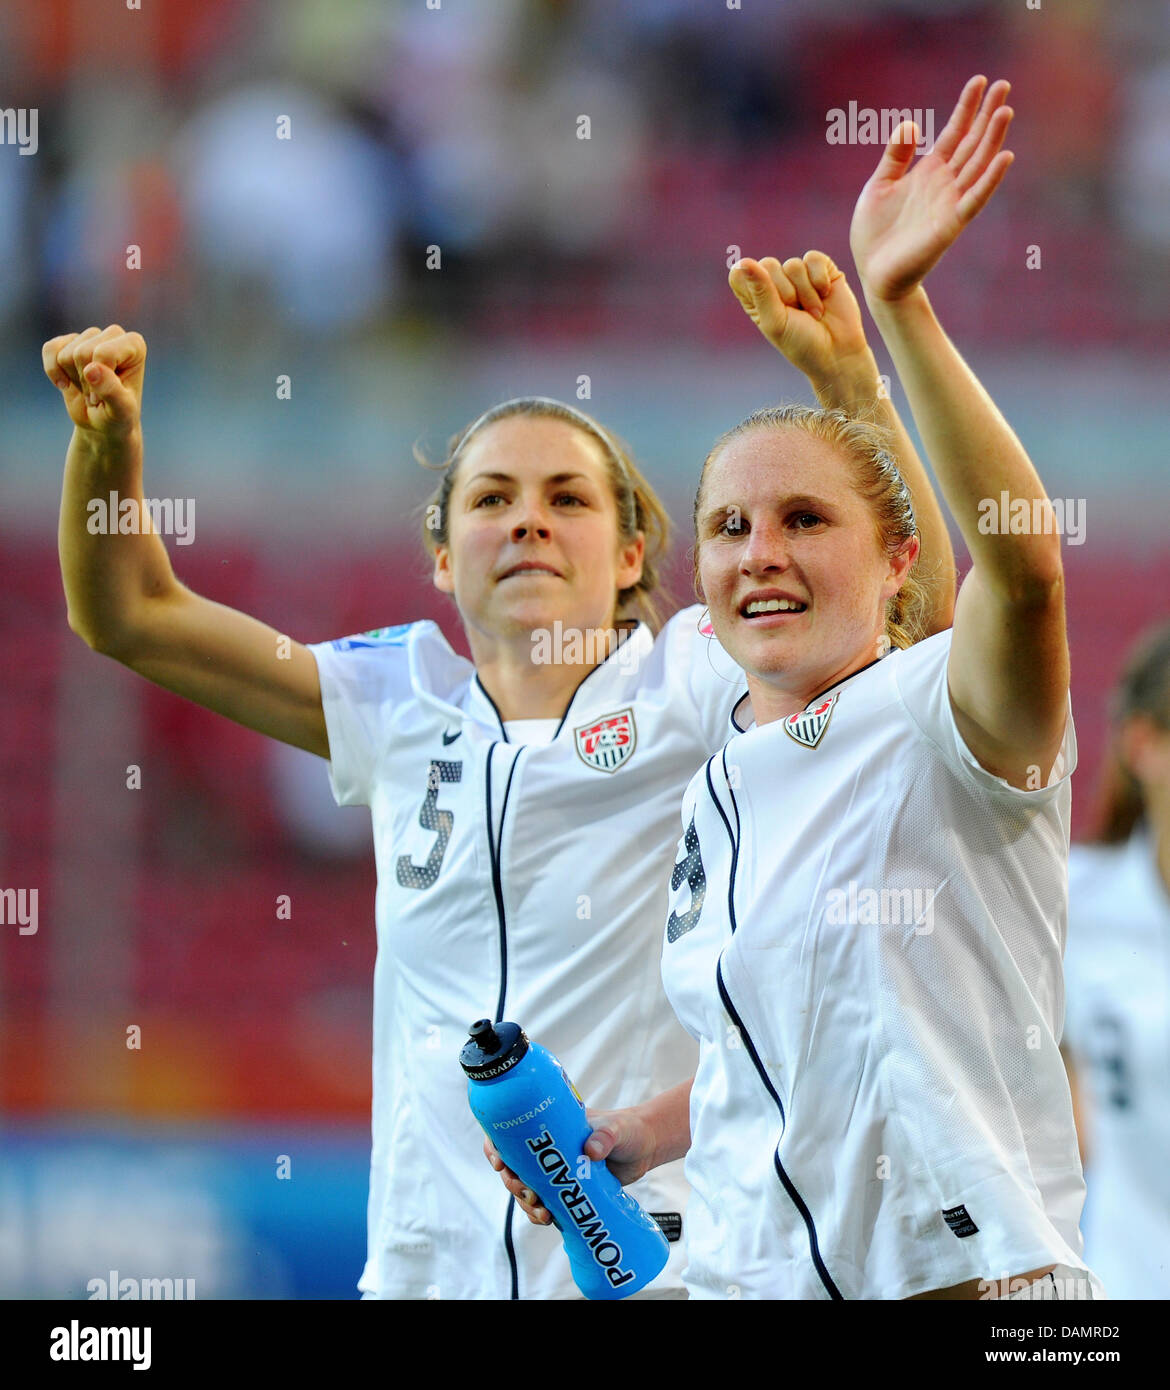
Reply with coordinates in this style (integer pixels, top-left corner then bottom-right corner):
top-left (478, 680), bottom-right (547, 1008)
top-left (729, 251), bottom-right (870, 384)
top-left (42, 326), bottom-right (146, 441)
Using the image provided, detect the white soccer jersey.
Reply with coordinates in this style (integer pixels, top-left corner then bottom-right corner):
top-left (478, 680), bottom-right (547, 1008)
top-left (661, 629), bottom-right (1101, 1300)
top-left (307, 605), bottom-right (744, 1299)
top-left (1063, 835), bottom-right (1170, 1298)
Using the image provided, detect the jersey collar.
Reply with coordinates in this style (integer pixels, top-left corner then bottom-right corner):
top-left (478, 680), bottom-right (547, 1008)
top-left (468, 622), bottom-right (652, 742)
top-left (730, 648), bottom-right (893, 734)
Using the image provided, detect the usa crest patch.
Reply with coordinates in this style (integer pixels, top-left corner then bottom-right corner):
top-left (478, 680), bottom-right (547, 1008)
top-left (783, 692), bottom-right (838, 749)
top-left (574, 708), bottom-right (636, 773)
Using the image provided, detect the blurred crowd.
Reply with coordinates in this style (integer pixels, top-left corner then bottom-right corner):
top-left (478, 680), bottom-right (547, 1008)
top-left (3, 0), bottom-right (1170, 352)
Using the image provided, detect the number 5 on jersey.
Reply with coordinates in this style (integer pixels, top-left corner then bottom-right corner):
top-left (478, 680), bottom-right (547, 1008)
top-left (397, 759), bottom-right (462, 890)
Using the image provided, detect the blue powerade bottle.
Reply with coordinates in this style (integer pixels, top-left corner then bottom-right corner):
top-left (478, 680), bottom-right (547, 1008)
top-left (461, 1018), bottom-right (670, 1300)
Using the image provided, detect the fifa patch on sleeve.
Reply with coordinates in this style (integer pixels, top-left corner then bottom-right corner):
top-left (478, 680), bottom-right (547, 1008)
top-left (651, 1212), bottom-right (682, 1244)
top-left (331, 624), bottom-right (413, 651)
top-left (942, 1203), bottom-right (979, 1238)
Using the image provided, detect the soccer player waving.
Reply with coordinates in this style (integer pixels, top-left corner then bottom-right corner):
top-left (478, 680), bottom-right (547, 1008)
top-left (496, 76), bottom-right (1102, 1301)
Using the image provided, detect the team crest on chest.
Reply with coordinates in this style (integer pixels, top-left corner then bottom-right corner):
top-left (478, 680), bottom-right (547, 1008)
top-left (574, 708), bottom-right (637, 773)
top-left (783, 691), bottom-right (839, 749)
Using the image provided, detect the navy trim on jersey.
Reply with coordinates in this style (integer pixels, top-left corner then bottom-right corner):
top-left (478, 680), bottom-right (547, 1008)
top-left (551, 623), bottom-right (641, 740)
top-left (704, 758), bottom-right (738, 931)
top-left (485, 748), bottom-right (505, 1015)
top-left (476, 629), bottom-right (640, 1300)
top-left (714, 958), bottom-right (843, 1301)
top-left (474, 675), bottom-right (509, 741)
top-left (803, 651), bottom-right (888, 711)
top-left (727, 651), bottom-right (889, 733)
top-left (486, 745), bottom-right (524, 1023)
top-left (707, 763), bottom-right (843, 1301)
top-left (504, 1195), bottom-right (519, 1301)
top-left (730, 693), bottom-right (752, 734)
top-left (472, 624), bottom-right (640, 743)
top-left (719, 747), bottom-right (741, 928)
top-left (485, 742), bottom-right (525, 1300)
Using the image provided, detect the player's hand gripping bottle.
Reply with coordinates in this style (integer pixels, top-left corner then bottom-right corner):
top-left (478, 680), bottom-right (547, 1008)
top-left (461, 1018), bottom-right (670, 1300)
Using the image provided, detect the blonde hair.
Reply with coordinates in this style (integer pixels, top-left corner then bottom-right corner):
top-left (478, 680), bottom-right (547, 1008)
top-left (419, 397), bottom-right (673, 632)
top-left (692, 404), bottom-right (929, 650)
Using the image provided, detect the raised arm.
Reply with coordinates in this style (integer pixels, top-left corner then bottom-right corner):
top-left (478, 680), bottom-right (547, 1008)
top-left (729, 250), bottom-right (955, 634)
top-left (851, 76), bottom-right (1068, 790)
top-left (45, 326), bottom-right (329, 759)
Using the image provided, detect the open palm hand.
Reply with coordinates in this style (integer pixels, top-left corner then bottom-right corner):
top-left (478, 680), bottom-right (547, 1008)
top-left (851, 76), bottom-right (1014, 302)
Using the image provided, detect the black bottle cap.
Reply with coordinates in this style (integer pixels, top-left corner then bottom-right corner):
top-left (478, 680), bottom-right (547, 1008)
top-left (460, 1018), bottom-right (529, 1078)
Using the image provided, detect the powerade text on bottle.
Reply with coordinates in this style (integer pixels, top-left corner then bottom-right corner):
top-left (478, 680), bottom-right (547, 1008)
top-left (460, 1019), bottom-right (670, 1300)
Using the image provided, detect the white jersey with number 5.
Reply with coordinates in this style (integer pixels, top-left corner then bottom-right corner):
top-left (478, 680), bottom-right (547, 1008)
top-left (662, 629), bottom-right (1103, 1300)
top-left (1063, 835), bottom-right (1170, 1298)
top-left (308, 606), bottom-right (743, 1299)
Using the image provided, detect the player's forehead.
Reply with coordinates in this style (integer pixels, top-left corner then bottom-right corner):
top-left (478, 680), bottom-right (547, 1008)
top-left (457, 415), bottom-right (610, 488)
top-left (702, 428), bottom-right (858, 510)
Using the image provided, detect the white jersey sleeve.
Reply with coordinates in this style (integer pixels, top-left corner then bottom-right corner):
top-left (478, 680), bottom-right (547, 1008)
top-left (893, 629), bottom-right (1078, 801)
top-left (307, 622), bottom-right (465, 807)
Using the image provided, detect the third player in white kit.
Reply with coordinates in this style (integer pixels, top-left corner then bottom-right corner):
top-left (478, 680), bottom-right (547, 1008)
top-left (1063, 623), bottom-right (1170, 1299)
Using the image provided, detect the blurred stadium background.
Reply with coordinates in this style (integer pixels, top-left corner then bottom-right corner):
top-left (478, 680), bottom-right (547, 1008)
top-left (1, 0), bottom-right (1168, 1298)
